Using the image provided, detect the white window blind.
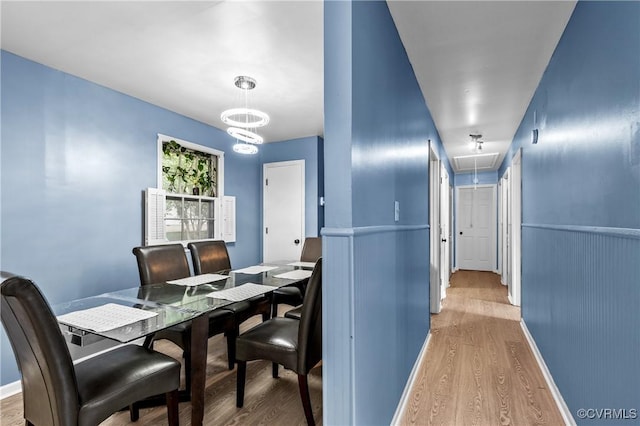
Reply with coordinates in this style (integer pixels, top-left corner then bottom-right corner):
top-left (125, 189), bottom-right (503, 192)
top-left (222, 196), bottom-right (236, 243)
top-left (145, 188), bottom-right (167, 245)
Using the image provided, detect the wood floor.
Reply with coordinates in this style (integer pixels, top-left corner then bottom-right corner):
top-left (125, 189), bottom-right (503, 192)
top-left (1, 271), bottom-right (563, 426)
top-left (397, 270), bottom-right (564, 426)
top-left (0, 307), bottom-right (322, 426)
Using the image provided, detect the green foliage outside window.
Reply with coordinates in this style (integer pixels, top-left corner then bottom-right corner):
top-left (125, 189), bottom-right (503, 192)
top-left (162, 140), bottom-right (217, 196)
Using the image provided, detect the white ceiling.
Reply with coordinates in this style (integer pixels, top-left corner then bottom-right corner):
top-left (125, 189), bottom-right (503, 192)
top-left (1, 1), bottom-right (576, 172)
top-left (388, 0), bottom-right (576, 171)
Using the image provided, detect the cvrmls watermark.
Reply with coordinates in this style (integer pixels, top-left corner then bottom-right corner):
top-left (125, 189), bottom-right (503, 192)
top-left (576, 408), bottom-right (637, 420)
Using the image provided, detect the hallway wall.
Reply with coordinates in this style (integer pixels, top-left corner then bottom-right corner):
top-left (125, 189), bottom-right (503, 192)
top-left (499, 2), bottom-right (640, 423)
top-left (323, 1), bottom-right (450, 423)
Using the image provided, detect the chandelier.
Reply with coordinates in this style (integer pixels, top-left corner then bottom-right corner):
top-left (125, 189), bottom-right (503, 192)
top-left (221, 76), bottom-right (270, 155)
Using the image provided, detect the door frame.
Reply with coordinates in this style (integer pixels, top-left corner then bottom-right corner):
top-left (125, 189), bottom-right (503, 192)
top-left (262, 160), bottom-right (305, 262)
top-left (429, 143), bottom-right (442, 314)
top-left (439, 163), bottom-right (451, 299)
top-left (509, 150), bottom-right (522, 306)
top-left (454, 184), bottom-right (497, 272)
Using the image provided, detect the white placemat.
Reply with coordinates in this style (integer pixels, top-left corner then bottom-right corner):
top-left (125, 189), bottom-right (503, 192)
top-left (206, 283), bottom-right (274, 302)
top-left (57, 303), bottom-right (158, 332)
top-left (274, 269), bottom-right (313, 280)
top-left (232, 265), bottom-right (279, 275)
top-left (167, 273), bottom-right (228, 286)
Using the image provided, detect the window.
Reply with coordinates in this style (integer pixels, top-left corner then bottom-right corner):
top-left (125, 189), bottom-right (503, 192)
top-left (165, 195), bottom-right (216, 241)
top-left (144, 135), bottom-right (234, 246)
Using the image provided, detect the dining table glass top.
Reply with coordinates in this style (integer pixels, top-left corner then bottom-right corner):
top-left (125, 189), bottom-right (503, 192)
top-left (52, 262), bottom-right (313, 344)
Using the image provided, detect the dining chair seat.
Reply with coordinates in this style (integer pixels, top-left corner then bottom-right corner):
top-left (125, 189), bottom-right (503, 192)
top-left (0, 274), bottom-right (180, 426)
top-left (236, 258), bottom-right (322, 426)
top-left (75, 345), bottom-right (179, 426)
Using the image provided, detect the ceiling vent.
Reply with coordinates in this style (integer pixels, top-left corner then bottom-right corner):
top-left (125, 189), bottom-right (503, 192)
top-left (453, 152), bottom-right (500, 172)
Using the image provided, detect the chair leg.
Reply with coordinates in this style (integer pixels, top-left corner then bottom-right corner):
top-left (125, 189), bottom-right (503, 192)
top-left (129, 403), bottom-right (140, 422)
top-left (236, 361), bottom-right (247, 407)
top-left (271, 302), bottom-right (279, 318)
top-left (261, 310), bottom-right (270, 322)
top-left (297, 374), bottom-right (315, 426)
top-left (166, 389), bottom-right (179, 426)
top-left (226, 327), bottom-right (237, 370)
top-left (142, 334), bottom-right (155, 349)
top-left (272, 362), bottom-right (279, 378)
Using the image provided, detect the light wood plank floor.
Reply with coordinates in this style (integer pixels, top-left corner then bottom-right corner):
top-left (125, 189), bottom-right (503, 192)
top-left (397, 270), bottom-right (564, 426)
top-left (0, 307), bottom-right (322, 426)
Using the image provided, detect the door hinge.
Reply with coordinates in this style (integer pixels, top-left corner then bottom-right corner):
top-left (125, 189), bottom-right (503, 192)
top-left (265, 179), bottom-right (268, 186)
top-left (265, 227), bottom-right (268, 234)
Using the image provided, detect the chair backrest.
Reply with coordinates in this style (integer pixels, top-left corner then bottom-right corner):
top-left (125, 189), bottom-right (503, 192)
top-left (1, 274), bottom-right (80, 426)
top-left (187, 240), bottom-right (232, 275)
top-left (132, 244), bottom-right (191, 285)
top-left (300, 237), bottom-right (322, 263)
top-left (297, 258), bottom-right (322, 374)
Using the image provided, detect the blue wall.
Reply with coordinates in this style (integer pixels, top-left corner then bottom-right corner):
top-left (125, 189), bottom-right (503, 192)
top-left (499, 2), bottom-right (640, 423)
top-left (323, 2), bottom-right (450, 424)
top-left (260, 136), bottom-right (324, 239)
top-left (0, 51), bottom-right (312, 385)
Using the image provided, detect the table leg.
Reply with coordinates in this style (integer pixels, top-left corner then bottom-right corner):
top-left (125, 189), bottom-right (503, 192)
top-left (190, 314), bottom-right (208, 426)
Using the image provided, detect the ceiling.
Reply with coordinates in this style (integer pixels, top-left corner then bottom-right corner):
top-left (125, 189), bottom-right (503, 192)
top-left (1, 1), bottom-right (576, 172)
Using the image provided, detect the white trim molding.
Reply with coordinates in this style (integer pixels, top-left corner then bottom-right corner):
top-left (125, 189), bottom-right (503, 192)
top-left (0, 380), bottom-right (22, 399)
top-left (520, 320), bottom-right (576, 426)
top-left (390, 331), bottom-right (432, 425)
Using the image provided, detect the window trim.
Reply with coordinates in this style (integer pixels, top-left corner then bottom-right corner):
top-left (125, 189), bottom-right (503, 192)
top-left (156, 134), bottom-right (224, 199)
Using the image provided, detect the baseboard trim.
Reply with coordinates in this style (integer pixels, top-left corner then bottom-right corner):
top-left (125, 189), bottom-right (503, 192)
top-left (520, 320), bottom-right (576, 426)
top-left (390, 331), bottom-right (432, 425)
top-left (0, 380), bottom-right (22, 399)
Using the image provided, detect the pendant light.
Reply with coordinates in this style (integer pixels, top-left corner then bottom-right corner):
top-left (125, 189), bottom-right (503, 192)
top-left (221, 76), bottom-right (270, 154)
top-left (469, 134), bottom-right (483, 189)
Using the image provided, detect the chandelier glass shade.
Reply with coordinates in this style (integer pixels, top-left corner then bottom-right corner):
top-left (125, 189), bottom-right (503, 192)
top-left (221, 108), bottom-right (270, 128)
top-left (227, 127), bottom-right (264, 144)
top-left (221, 76), bottom-right (269, 155)
top-left (232, 142), bottom-right (258, 155)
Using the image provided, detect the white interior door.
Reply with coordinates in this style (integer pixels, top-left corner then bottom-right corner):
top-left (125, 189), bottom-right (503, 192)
top-left (263, 160), bottom-right (305, 263)
top-left (439, 164), bottom-right (450, 298)
top-left (456, 185), bottom-right (497, 271)
top-left (509, 151), bottom-right (522, 306)
top-left (429, 146), bottom-right (442, 313)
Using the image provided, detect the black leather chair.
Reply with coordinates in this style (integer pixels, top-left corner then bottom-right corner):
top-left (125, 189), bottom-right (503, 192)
top-left (0, 273), bottom-right (180, 426)
top-left (187, 241), bottom-right (271, 361)
top-left (235, 258), bottom-right (322, 426)
top-left (271, 237), bottom-right (322, 318)
top-left (132, 244), bottom-right (237, 387)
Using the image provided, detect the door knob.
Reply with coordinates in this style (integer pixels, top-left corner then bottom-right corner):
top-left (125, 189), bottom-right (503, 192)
top-left (441, 238), bottom-right (447, 242)
top-left (294, 239), bottom-right (300, 244)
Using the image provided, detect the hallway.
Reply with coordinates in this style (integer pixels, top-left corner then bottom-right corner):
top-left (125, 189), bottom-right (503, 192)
top-left (397, 271), bottom-right (564, 426)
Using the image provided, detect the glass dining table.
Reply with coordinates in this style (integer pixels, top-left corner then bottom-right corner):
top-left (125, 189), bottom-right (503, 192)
top-left (52, 262), bottom-right (314, 426)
